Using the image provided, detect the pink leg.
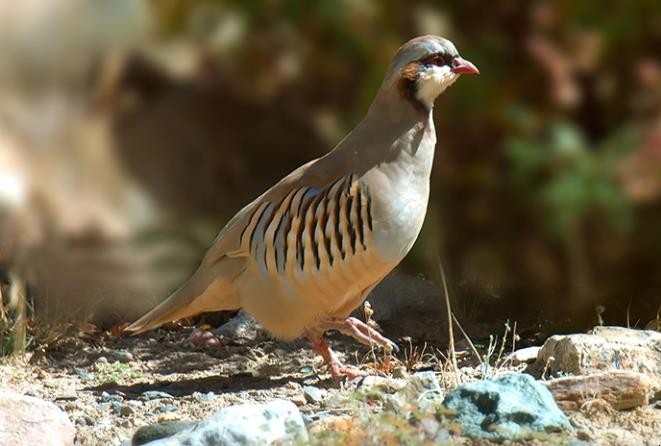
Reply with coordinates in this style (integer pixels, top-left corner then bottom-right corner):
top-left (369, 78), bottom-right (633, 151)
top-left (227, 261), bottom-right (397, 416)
top-left (319, 317), bottom-right (399, 352)
top-left (305, 330), bottom-right (369, 379)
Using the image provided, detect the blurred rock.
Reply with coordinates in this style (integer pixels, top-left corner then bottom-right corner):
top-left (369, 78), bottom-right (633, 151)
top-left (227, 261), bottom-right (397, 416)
top-left (132, 420), bottom-right (197, 446)
top-left (394, 371), bottom-right (444, 413)
top-left (528, 326), bottom-right (661, 378)
top-left (545, 371), bottom-right (656, 411)
top-left (302, 386), bottom-right (324, 404)
top-left (141, 399), bottom-right (307, 446)
top-left (442, 373), bottom-right (572, 441)
top-left (0, 388), bottom-right (75, 446)
top-left (212, 309), bottom-right (262, 341)
top-left (505, 346), bottom-right (541, 366)
top-left (358, 375), bottom-right (407, 394)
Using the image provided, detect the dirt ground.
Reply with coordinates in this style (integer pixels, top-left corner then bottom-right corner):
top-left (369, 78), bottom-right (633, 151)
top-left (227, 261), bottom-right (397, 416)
top-left (1, 325), bottom-right (659, 446)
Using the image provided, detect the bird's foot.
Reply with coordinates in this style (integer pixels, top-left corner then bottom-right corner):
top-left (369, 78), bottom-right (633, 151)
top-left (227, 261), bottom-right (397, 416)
top-left (307, 332), bottom-right (370, 380)
top-left (321, 317), bottom-right (399, 353)
top-left (328, 361), bottom-right (370, 379)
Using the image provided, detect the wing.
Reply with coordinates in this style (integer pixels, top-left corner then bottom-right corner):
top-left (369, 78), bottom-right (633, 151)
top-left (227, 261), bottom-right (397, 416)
top-left (203, 155), bottom-right (348, 265)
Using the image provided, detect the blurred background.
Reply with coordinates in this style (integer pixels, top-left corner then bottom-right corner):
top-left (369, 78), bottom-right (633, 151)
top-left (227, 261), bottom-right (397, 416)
top-left (1, 0), bottom-right (660, 343)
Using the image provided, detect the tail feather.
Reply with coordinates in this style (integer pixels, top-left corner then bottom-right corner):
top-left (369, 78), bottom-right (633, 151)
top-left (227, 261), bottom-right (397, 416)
top-left (125, 259), bottom-right (244, 334)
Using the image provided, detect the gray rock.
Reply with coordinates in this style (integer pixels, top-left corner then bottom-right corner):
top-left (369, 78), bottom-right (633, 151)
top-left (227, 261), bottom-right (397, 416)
top-left (139, 391), bottom-right (174, 401)
top-left (143, 399), bottom-right (308, 446)
top-left (505, 346), bottom-right (541, 365)
top-left (212, 309), bottom-right (262, 341)
top-left (114, 350), bottom-right (135, 363)
top-left (132, 420), bottom-right (197, 446)
top-left (395, 371), bottom-right (444, 413)
top-left (443, 373), bottom-right (572, 441)
top-left (302, 386), bottom-right (324, 404)
top-left (529, 326), bottom-right (661, 378)
top-left (154, 403), bottom-right (177, 413)
top-left (0, 388), bottom-right (75, 446)
top-left (191, 391), bottom-right (215, 403)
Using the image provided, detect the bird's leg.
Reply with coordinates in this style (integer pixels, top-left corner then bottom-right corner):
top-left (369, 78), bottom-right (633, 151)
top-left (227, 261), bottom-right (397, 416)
top-left (305, 329), bottom-right (368, 379)
top-left (319, 317), bottom-right (399, 352)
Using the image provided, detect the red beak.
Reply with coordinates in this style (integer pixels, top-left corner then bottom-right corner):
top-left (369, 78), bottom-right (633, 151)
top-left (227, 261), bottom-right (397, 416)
top-left (451, 56), bottom-right (480, 75)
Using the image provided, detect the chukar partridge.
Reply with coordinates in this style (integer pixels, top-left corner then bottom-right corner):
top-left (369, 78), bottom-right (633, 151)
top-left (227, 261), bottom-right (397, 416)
top-left (127, 35), bottom-right (479, 378)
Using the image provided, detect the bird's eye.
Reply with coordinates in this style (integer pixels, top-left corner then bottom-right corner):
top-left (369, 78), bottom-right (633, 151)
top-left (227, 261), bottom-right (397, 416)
top-left (423, 54), bottom-right (446, 66)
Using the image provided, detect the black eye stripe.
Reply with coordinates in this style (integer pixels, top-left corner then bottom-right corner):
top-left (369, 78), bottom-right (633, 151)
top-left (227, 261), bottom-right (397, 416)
top-left (421, 53), bottom-right (450, 66)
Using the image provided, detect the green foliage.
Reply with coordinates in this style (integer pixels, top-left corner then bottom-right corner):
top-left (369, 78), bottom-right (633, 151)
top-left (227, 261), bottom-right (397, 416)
top-left (92, 361), bottom-right (143, 384)
top-left (507, 117), bottom-right (637, 238)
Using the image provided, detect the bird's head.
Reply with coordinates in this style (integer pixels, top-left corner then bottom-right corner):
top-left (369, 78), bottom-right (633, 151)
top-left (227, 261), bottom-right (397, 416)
top-left (386, 35), bottom-right (479, 111)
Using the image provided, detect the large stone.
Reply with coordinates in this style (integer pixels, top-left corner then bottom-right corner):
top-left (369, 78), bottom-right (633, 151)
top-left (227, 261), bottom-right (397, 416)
top-left (529, 326), bottom-right (661, 377)
top-left (442, 373), bottom-right (572, 441)
top-left (143, 399), bottom-right (308, 446)
top-left (0, 388), bottom-right (75, 446)
top-left (545, 370), bottom-right (656, 411)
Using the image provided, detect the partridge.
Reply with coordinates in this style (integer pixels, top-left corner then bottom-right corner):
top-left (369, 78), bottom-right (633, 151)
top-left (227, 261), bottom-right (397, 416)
top-left (127, 35), bottom-right (479, 377)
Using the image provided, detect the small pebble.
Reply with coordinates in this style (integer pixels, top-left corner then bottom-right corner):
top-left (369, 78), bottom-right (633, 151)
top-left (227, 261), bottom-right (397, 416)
top-left (192, 391), bottom-right (215, 403)
top-left (392, 366), bottom-right (409, 379)
top-left (96, 356), bottom-right (109, 365)
top-left (120, 405), bottom-right (135, 417)
top-left (111, 401), bottom-right (124, 414)
top-left (290, 394), bottom-right (306, 406)
top-left (155, 403), bottom-right (177, 413)
top-left (299, 366), bottom-right (315, 375)
top-left (74, 368), bottom-right (93, 380)
top-left (64, 402), bottom-right (78, 412)
top-left (83, 415), bottom-right (95, 426)
top-left (132, 420), bottom-right (197, 446)
top-left (303, 386), bottom-right (324, 404)
top-left (140, 390), bottom-right (174, 401)
top-left (101, 391), bottom-right (122, 403)
top-left (114, 351), bottom-right (134, 363)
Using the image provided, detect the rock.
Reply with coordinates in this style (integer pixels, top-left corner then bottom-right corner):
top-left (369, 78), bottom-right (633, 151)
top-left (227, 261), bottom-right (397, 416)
top-left (96, 356), bottom-right (109, 364)
top-left (545, 370), bottom-right (656, 410)
top-left (442, 373), bottom-right (572, 441)
top-left (395, 371), bottom-right (444, 412)
top-left (289, 394), bottom-right (307, 406)
top-left (120, 404), bottom-right (135, 417)
top-left (132, 420), bottom-right (197, 446)
top-left (139, 391), bottom-right (174, 401)
top-left (154, 403), bottom-right (177, 413)
top-left (529, 326), bottom-right (661, 378)
top-left (505, 346), bottom-right (541, 365)
top-left (358, 375), bottom-right (407, 394)
top-left (0, 388), bottom-right (75, 446)
top-left (74, 368), bottom-right (93, 380)
top-left (114, 350), bottom-right (134, 363)
top-left (142, 399), bottom-right (308, 446)
top-left (212, 309), bottom-right (263, 341)
top-left (303, 386), bottom-right (324, 404)
top-left (101, 391), bottom-right (122, 403)
top-left (191, 392), bottom-right (215, 403)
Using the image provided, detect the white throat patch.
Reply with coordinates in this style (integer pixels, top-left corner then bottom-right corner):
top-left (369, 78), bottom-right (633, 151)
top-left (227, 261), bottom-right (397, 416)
top-left (415, 65), bottom-right (459, 109)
